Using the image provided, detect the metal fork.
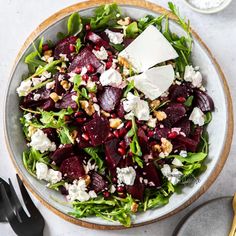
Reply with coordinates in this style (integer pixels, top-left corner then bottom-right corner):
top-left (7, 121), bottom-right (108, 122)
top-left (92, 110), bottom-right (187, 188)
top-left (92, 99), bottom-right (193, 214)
top-left (0, 175), bottom-right (45, 236)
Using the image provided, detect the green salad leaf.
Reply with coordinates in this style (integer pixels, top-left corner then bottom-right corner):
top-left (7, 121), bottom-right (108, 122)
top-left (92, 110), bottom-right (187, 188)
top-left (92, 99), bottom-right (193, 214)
top-left (67, 12), bottom-right (83, 36)
top-left (125, 22), bottom-right (139, 38)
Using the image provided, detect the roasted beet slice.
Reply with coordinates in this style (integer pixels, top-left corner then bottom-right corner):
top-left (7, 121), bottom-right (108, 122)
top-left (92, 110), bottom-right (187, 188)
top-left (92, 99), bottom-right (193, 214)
top-left (60, 156), bottom-right (85, 180)
top-left (105, 139), bottom-right (122, 169)
top-left (68, 47), bottom-right (103, 72)
top-left (175, 118), bottom-right (191, 136)
top-left (86, 31), bottom-right (110, 49)
top-left (90, 172), bottom-right (107, 193)
top-left (169, 83), bottom-right (193, 101)
top-left (51, 144), bottom-right (74, 165)
top-left (40, 98), bottom-right (55, 111)
top-left (54, 36), bottom-right (77, 61)
top-left (163, 103), bottom-right (186, 127)
top-left (191, 126), bottom-right (203, 144)
top-left (98, 86), bottom-right (122, 112)
top-left (123, 38), bottom-right (134, 47)
top-left (84, 115), bottom-right (109, 146)
top-left (76, 133), bottom-right (93, 149)
top-left (117, 102), bottom-right (125, 118)
top-left (194, 89), bottom-right (214, 112)
top-left (153, 127), bottom-right (170, 141)
top-left (126, 175), bottom-right (145, 200)
top-left (55, 92), bottom-right (78, 111)
top-left (137, 128), bottom-right (149, 154)
top-left (175, 135), bottom-right (198, 152)
top-left (142, 162), bottom-right (162, 187)
top-left (42, 128), bottom-right (59, 144)
top-left (53, 73), bottom-right (64, 95)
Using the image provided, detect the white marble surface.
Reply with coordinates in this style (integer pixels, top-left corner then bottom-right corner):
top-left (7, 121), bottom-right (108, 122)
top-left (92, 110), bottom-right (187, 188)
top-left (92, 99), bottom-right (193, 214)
top-left (0, 0), bottom-right (235, 235)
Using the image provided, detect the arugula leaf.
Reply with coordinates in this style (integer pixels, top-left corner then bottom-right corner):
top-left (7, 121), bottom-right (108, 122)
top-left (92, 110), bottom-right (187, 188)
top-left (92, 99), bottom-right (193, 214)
top-left (75, 38), bottom-right (82, 53)
top-left (168, 152), bottom-right (207, 163)
top-left (138, 15), bottom-right (164, 31)
top-left (125, 22), bottom-right (139, 38)
top-left (72, 74), bottom-right (89, 99)
top-left (89, 3), bottom-right (121, 30)
top-left (67, 12), bottom-right (83, 36)
top-left (109, 43), bottom-right (124, 52)
top-left (84, 147), bottom-right (105, 173)
top-left (58, 126), bottom-right (74, 144)
top-left (25, 51), bottom-right (46, 74)
top-left (198, 131), bottom-right (209, 154)
top-left (204, 112), bottom-right (212, 124)
top-left (184, 95), bottom-right (194, 107)
top-left (47, 181), bottom-right (65, 191)
top-left (123, 80), bottom-right (134, 97)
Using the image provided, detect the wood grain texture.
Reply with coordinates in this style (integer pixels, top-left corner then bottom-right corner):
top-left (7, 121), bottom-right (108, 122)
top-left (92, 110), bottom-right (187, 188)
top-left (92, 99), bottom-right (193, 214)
top-left (4, 0), bottom-right (234, 230)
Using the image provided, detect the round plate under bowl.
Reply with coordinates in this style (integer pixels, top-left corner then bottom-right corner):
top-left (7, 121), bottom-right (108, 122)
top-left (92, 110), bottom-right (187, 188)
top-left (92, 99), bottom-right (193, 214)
top-left (174, 197), bottom-right (234, 236)
top-left (4, 0), bottom-right (234, 230)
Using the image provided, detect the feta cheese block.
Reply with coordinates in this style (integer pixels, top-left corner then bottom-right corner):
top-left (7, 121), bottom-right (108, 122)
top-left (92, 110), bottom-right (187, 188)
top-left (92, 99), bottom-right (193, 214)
top-left (119, 25), bottom-right (178, 73)
top-left (128, 65), bottom-right (175, 100)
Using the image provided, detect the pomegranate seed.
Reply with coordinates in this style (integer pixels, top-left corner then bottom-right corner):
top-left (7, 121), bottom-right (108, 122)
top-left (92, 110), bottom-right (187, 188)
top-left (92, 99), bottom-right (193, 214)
top-left (82, 74), bottom-right (89, 81)
top-left (119, 128), bottom-right (127, 137)
top-left (177, 97), bottom-right (186, 103)
top-left (111, 113), bottom-right (116, 118)
top-left (74, 111), bottom-right (83, 118)
top-left (42, 44), bottom-right (49, 51)
top-left (112, 177), bottom-right (117, 183)
top-left (108, 57), bottom-right (113, 62)
top-left (76, 118), bottom-right (87, 123)
top-left (118, 192), bottom-right (126, 198)
top-left (74, 67), bottom-right (82, 74)
top-left (86, 64), bottom-right (95, 74)
top-left (82, 133), bottom-right (90, 141)
top-left (113, 130), bottom-right (120, 138)
top-left (119, 140), bottom-right (126, 149)
top-left (107, 132), bottom-right (114, 140)
top-left (91, 75), bottom-right (99, 81)
top-left (117, 186), bottom-right (125, 193)
top-left (118, 147), bottom-right (126, 156)
top-left (85, 24), bottom-right (91, 31)
top-left (94, 45), bottom-right (100, 51)
top-left (125, 121), bottom-right (132, 130)
top-left (168, 131), bottom-right (178, 139)
top-left (69, 44), bottom-right (75, 52)
top-left (107, 51), bottom-right (112, 56)
top-left (103, 191), bottom-right (110, 199)
top-left (147, 130), bottom-right (154, 137)
top-left (106, 61), bottom-right (112, 69)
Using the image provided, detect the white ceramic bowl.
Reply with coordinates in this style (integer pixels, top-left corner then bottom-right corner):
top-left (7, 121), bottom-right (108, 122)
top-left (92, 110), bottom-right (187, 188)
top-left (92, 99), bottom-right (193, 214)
top-left (4, 0), bottom-right (233, 229)
top-left (183, 0), bottom-right (232, 14)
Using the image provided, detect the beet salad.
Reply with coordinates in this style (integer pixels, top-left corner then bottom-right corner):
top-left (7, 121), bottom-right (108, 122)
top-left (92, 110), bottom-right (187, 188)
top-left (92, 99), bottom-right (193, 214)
top-left (17, 3), bottom-right (214, 226)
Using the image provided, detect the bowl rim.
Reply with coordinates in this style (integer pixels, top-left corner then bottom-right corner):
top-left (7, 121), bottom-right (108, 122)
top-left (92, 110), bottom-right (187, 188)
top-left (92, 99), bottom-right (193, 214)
top-left (3, 0), bottom-right (234, 230)
top-left (183, 0), bottom-right (232, 14)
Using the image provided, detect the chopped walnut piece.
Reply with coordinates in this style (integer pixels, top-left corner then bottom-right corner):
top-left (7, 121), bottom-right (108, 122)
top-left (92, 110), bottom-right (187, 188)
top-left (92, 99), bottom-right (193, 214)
top-left (150, 100), bottom-right (161, 109)
top-left (80, 100), bottom-right (95, 116)
top-left (154, 111), bottom-right (167, 121)
top-left (118, 56), bottom-right (131, 68)
top-left (131, 202), bottom-right (139, 213)
top-left (117, 17), bottom-right (131, 26)
top-left (109, 118), bottom-right (122, 129)
top-left (101, 110), bottom-right (110, 117)
top-left (83, 175), bottom-right (91, 186)
top-left (60, 80), bottom-right (70, 90)
top-left (161, 138), bottom-right (173, 156)
top-left (44, 50), bottom-right (53, 57)
top-left (50, 92), bottom-right (61, 102)
top-left (71, 130), bottom-right (78, 140)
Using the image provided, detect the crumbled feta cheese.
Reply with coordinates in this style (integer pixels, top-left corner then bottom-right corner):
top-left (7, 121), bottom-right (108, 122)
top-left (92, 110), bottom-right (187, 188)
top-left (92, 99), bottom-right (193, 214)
top-left (105, 29), bottom-right (124, 44)
top-left (81, 66), bottom-right (87, 76)
top-left (179, 150), bottom-right (187, 157)
top-left (71, 95), bottom-right (78, 102)
top-left (109, 185), bottom-right (116, 193)
top-left (66, 179), bottom-right (90, 202)
top-left (147, 116), bottom-right (157, 128)
top-left (46, 169), bottom-right (62, 184)
top-left (32, 76), bottom-right (46, 86)
top-left (117, 166), bottom-right (136, 186)
top-left (86, 80), bottom-right (96, 91)
top-left (84, 160), bottom-right (98, 174)
top-left (42, 71), bottom-right (51, 79)
top-left (100, 68), bottom-right (123, 88)
top-left (123, 92), bottom-right (150, 121)
top-left (92, 46), bottom-right (108, 60)
top-left (89, 190), bottom-right (97, 198)
top-left (36, 162), bottom-right (48, 180)
top-left (161, 164), bottom-right (183, 185)
top-left (93, 104), bottom-right (100, 116)
top-left (16, 80), bottom-right (32, 97)
top-left (59, 53), bottom-right (69, 61)
top-left (189, 107), bottom-right (205, 126)
top-left (24, 113), bottom-right (32, 121)
top-left (30, 129), bottom-right (56, 153)
top-left (184, 65), bottom-right (202, 88)
top-left (46, 81), bottom-right (55, 90)
top-left (33, 93), bottom-right (40, 101)
top-left (172, 158), bottom-right (183, 167)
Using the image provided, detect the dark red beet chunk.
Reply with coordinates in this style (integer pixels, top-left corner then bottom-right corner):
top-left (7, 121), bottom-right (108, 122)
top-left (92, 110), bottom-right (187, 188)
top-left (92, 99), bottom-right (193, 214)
top-left (175, 135), bottom-right (198, 152)
top-left (55, 92), bottom-right (78, 111)
top-left (54, 36), bottom-right (77, 61)
top-left (194, 89), bottom-right (214, 112)
top-left (137, 128), bottom-right (149, 154)
top-left (153, 127), bottom-right (170, 141)
top-left (97, 86), bottom-right (122, 112)
top-left (163, 103), bottom-right (186, 127)
top-left (90, 172), bottom-right (107, 193)
top-left (84, 115), bottom-right (109, 146)
top-left (123, 38), bottom-right (134, 47)
top-left (105, 139), bottom-right (122, 169)
top-left (126, 175), bottom-right (145, 200)
top-left (169, 83), bottom-right (193, 101)
top-left (51, 144), bottom-right (74, 165)
top-left (76, 132), bottom-right (93, 149)
top-left (42, 128), bottom-right (59, 145)
top-left (175, 118), bottom-right (191, 137)
top-left (68, 47), bottom-right (103, 72)
top-left (54, 73), bottom-right (65, 95)
top-left (60, 156), bottom-right (85, 180)
top-left (117, 102), bottom-right (125, 118)
top-left (191, 126), bottom-right (203, 144)
top-left (40, 99), bottom-right (55, 111)
top-left (142, 162), bottom-right (162, 187)
top-left (86, 31), bottom-right (110, 49)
